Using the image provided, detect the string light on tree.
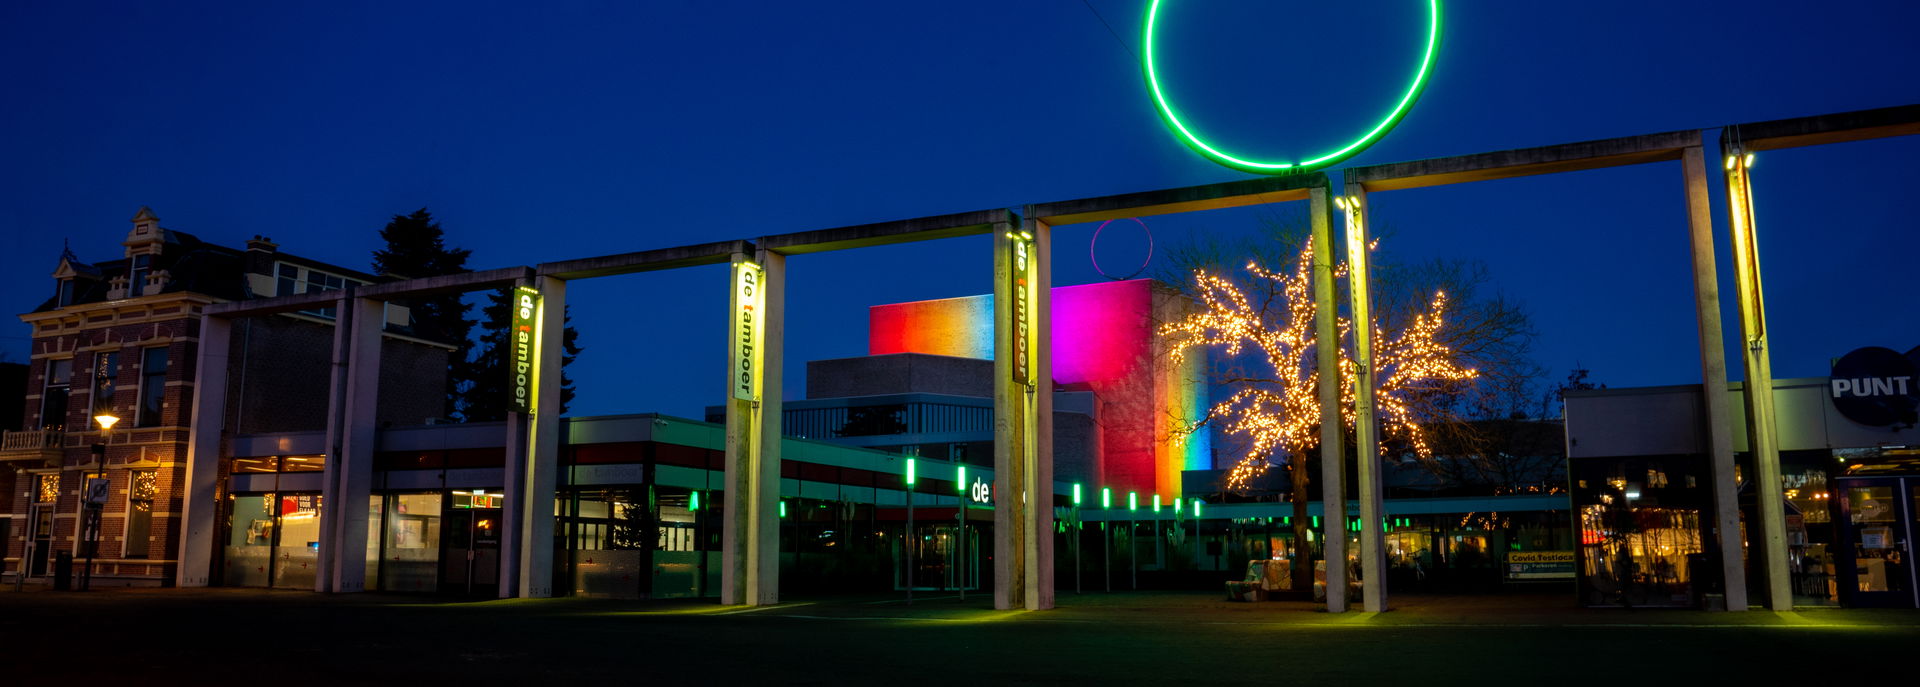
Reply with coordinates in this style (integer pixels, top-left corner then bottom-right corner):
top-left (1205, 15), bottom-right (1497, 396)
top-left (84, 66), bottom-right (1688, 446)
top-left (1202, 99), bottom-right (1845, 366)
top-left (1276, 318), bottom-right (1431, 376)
top-left (1160, 239), bottom-right (1478, 491)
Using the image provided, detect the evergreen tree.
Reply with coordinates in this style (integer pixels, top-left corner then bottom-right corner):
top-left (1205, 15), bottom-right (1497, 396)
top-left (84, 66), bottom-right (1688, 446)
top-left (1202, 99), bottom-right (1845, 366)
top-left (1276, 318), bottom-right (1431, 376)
top-left (371, 208), bottom-right (474, 419)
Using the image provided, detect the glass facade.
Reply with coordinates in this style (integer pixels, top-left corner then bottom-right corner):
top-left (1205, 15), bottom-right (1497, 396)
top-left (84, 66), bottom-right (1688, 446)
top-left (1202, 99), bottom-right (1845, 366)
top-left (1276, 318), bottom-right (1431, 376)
top-left (379, 493), bottom-right (443, 593)
top-left (221, 492), bottom-right (323, 589)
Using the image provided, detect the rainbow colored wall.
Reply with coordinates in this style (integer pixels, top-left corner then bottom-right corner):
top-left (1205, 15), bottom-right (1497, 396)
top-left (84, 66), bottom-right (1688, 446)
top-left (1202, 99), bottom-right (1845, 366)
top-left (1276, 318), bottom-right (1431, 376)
top-left (868, 279), bottom-right (1209, 500)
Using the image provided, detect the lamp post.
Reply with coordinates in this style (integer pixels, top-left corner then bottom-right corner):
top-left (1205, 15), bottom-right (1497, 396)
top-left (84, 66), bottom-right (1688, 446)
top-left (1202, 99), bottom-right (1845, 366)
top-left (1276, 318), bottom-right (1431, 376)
top-left (1071, 484), bottom-right (1082, 595)
top-left (904, 457), bottom-right (916, 605)
top-left (1127, 491), bottom-right (1138, 591)
top-left (955, 464), bottom-right (966, 601)
top-left (1101, 487), bottom-right (1112, 592)
top-left (82, 413), bottom-right (118, 592)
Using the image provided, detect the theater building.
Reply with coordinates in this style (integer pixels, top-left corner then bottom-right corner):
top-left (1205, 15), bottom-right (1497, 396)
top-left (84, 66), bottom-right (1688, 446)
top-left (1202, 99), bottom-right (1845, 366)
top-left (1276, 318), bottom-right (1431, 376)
top-left (1, 208), bottom-right (450, 587)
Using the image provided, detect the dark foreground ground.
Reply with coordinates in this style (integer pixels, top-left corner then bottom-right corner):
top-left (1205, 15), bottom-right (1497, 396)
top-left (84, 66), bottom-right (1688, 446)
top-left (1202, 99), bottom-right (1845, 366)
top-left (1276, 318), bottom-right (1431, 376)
top-left (4, 587), bottom-right (1916, 684)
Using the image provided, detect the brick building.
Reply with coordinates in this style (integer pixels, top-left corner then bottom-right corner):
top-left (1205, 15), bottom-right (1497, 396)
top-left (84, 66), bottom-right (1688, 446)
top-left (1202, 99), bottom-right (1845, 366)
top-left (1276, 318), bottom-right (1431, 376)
top-left (1, 208), bottom-right (450, 587)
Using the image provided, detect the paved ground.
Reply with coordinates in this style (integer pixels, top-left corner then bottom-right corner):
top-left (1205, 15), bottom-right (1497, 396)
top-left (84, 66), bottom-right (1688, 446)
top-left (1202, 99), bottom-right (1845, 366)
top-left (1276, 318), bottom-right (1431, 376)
top-left (4, 587), bottom-right (1916, 684)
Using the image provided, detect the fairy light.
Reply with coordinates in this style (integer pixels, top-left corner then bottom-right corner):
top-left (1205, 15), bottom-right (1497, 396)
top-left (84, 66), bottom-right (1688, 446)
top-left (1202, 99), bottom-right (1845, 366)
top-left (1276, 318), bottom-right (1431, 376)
top-left (1160, 238), bottom-right (1478, 490)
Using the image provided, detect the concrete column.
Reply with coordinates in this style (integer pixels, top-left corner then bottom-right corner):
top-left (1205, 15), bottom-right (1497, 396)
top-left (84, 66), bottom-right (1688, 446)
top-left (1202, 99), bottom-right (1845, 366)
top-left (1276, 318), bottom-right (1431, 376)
top-left (1029, 212), bottom-right (1059, 610)
top-left (1723, 146), bottom-right (1792, 610)
top-left (501, 399), bottom-right (529, 597)
top-left (1681, 145), bottom-right (1749, 610)
top-left (996, 213), bottom-right (1054, 611)
top-left (1340, 185), bottom-right (1387, 613)
top-left (175, 314), bottom-right (230, 587)
top-left (316, 294), bottom-right (354, 593)
top-left (722, 249), bottom-right (781, 605)
top-left (519, 275), bottom-right (566, 598)
top-left (751, 249), bottom-right (783, 605)
top-left (1309, 186), bottom-right (1348, 613)
top-left (322, 297), bottom-right (383, 593)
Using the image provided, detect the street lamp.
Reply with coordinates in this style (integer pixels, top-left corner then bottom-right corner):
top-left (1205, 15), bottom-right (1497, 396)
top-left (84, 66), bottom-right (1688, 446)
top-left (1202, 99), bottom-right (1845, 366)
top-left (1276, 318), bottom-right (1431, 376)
top-left (81, 413), bottom-right (118, 591)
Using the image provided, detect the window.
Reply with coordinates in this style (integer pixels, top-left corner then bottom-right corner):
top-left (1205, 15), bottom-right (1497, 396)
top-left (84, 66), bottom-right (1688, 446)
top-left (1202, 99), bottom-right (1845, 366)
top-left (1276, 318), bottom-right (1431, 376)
top-left (57, 279), bottom-right (76, 307)
top-left (40, 358), bottom-right (72, 431)
top-left (137, 347), bottom-right (168, 427)
top-left (36, 474), bottom-right (58, 503)
top-left (90, 351), bottom-right (119, 421)
top-left (277, 264), bottom-right (299, 298)
top-left (276, 262), bottom-right (361, 319)
top-left (128, 255), bottom-right (151, 298)
top-left (125, 470), bottom-right (156, 559)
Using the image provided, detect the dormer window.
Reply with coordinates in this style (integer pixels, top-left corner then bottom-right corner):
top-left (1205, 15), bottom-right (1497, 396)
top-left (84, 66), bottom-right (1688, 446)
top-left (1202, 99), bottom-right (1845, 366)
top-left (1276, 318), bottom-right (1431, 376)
top-left (128, 255), bottom-right (152, 299)
top-left (57, 278), bottom-right (76, 307)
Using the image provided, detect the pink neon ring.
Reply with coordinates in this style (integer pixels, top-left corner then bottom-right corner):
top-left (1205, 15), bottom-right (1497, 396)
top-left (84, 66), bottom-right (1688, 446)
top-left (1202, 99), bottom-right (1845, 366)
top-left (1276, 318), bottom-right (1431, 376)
top-left (1091, 218), bottom-right (1154, 281)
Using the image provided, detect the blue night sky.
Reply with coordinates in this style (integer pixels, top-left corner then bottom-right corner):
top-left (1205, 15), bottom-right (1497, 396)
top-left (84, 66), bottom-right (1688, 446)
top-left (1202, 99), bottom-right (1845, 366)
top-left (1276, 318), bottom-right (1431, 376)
top-left (2, 1), bottom-right (1916, 421)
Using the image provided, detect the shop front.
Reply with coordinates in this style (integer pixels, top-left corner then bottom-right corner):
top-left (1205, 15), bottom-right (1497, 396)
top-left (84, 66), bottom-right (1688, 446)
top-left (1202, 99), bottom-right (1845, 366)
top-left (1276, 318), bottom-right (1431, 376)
top-left (1565, 361), bottom-right (1920, 609)
top-left (1833, 456), bottom-right (1920, 607)
top-left (221, 455), bottom-right (325, 589)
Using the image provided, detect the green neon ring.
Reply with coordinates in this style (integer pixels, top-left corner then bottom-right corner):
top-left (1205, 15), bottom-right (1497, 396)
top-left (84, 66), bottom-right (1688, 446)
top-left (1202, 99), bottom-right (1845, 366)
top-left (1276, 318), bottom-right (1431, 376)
top-left (1143, 0), bottom-right (1443, 174)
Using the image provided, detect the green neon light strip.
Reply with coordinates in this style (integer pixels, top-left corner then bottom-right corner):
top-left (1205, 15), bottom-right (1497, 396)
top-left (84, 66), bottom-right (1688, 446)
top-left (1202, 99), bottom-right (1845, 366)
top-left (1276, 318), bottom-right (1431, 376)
top-left (906, 458), bottom-right (917, 486)
top-left (1143, 0), bottom-right (1443, 174)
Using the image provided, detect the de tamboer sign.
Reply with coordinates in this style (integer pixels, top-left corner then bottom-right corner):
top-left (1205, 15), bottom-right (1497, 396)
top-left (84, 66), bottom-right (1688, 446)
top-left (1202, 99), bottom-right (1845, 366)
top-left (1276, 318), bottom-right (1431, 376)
top-left (732, 261), bottom-right (766, 402)
top-left (509, 286), bottom-right (541, 414)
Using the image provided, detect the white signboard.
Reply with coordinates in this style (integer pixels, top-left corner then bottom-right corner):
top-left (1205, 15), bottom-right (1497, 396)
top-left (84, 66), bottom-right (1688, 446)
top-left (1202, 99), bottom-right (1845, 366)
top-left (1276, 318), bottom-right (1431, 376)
top-left (731, 261), bottom-right (766, 402)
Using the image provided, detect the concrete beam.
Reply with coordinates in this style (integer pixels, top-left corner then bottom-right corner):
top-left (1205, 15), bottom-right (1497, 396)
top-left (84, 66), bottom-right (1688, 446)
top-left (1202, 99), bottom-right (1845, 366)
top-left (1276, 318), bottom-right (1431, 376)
top-left (205, 267), bottom-right (534, 318)
top-left (757, 209), bottom-right (1011, 255)
top-left (1346, 130), bottom-right (1698, 192)
top-left (1027, 174), bottom-right (1325, 226)
top-left (537, 240), bottom-right (751, 280)
top-left (1727, 104), bottom-right (1920, 152)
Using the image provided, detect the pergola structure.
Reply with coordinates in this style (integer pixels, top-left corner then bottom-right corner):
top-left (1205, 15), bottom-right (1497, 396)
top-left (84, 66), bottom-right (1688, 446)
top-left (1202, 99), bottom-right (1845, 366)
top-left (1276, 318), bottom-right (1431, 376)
top-left (177, 104), bottom-right (1919, 612)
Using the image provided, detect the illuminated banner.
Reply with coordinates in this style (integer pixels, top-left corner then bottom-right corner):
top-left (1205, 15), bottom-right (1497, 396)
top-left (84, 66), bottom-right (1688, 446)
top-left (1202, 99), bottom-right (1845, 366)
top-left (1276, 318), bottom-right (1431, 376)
top-left (1505, 551), bottom-right (1575, 580)
top-left (732, 261), bottom-right (765, 402)
top-left (1010, 236), bottom-right (1033, 387)
top-left (508, 286), bottom-right (542, 414)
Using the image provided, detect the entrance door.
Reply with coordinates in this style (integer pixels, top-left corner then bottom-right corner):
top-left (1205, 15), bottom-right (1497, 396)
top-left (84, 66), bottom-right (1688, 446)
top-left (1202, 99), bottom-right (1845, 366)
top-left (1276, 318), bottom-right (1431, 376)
top-left (1838, 477), bottom-right (1918, 608)
top-left (440, 506), bottom-right (502, 595)
top-left (27, 504), bottom-right (53, 577)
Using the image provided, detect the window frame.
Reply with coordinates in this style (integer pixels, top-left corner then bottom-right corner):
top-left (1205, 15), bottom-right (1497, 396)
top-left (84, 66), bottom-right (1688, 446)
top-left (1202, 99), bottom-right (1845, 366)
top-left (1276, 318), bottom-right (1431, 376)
top-left (89, 350), bottom-right (119, 423)
top-left (136, 346), bottom-right (169, 427)
top-left (39, 357), bottom-right (73, 431)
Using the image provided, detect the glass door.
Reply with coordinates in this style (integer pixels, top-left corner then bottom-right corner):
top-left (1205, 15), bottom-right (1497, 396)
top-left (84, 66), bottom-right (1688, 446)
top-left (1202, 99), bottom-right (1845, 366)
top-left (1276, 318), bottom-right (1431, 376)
top-left (440, 493), bottom-right (502, 596)
top-left (1839, 477), bottom-right (1917, 608)
top-left (27, 504), bottom-right (54, 577)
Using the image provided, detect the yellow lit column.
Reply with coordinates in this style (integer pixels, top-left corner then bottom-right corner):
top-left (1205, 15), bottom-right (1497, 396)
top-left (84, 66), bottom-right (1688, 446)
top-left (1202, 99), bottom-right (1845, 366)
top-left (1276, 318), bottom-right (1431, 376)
top-left (1339, 186), bottom-right (1387, 613)
top-left (1309, 185), bottom-right (1348, 613)
top-left (1723, 145), bottom-right (1791, 610)
top-left (722, 248), bottom-right (781, 606)
top-left (1681, 144), bottom-right (1749, 610)
top-left (995, 215), bottom-right (1052, 611)
top-left (521, 275), bottom-right (565, 598)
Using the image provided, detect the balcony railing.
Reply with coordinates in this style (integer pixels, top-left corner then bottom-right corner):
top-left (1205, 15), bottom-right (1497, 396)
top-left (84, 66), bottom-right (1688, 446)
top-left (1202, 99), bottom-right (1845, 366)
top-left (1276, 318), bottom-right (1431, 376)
top-left (1, 428), bottom-right (65, 453)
